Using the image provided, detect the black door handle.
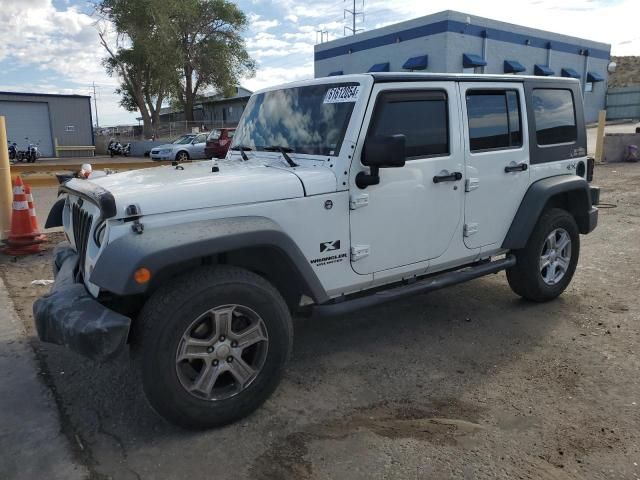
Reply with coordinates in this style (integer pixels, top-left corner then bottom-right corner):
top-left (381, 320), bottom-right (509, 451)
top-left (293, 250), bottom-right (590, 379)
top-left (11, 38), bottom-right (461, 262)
top-left (504, 163), bottom-right (528, 173)
top-left (433, 172), bottom-right (462, 183)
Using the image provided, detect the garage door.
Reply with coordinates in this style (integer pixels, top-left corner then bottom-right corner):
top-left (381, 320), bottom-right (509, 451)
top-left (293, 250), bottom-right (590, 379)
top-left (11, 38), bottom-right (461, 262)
top-left (0, 101), bottom-right (54, 157)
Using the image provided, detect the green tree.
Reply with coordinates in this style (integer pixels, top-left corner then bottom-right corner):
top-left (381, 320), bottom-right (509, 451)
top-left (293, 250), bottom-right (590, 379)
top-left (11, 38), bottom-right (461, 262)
top-left (98, 0), bottom-right (175, 138)
top-left (165, 0), bottom-right (256, 121)
top-left (98, 0), bottom-right (255, 131)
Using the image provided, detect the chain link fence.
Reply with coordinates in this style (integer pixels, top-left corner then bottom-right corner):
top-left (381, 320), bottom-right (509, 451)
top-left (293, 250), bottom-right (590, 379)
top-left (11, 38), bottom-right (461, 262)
top-left (94, 121), bottom-right (237, 155)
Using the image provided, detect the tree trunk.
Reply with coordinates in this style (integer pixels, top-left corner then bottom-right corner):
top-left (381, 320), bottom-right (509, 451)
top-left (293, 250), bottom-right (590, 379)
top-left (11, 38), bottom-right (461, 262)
top-left (140, 109), bottom-right (154, 139)
top-left (184, 65), bottom-right (194, 122)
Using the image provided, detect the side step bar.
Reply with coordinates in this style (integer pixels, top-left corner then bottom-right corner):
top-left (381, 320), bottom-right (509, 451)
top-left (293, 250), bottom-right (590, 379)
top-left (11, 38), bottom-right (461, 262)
top-left (311, 255), bottom-right (516, 318)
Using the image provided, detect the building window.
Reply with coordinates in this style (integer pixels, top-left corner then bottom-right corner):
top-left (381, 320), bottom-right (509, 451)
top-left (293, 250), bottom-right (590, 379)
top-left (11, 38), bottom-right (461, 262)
top-left (463, 67), bottom-right (476, 74)
top-left (466, 90), bottom-right (522, 152)
top-left (532, 89), bottom-right (577, 145)
top-left (368, 90), bottom-right (449, 158)
top-left (585, 82), bottom-right (594, 93)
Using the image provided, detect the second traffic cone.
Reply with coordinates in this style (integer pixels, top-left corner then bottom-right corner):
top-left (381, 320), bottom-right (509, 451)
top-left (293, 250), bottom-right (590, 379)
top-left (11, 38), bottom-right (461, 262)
top-left (25, 184), bottom-right (46, 242)
top-left (1, 176), bottom-right (44, 255)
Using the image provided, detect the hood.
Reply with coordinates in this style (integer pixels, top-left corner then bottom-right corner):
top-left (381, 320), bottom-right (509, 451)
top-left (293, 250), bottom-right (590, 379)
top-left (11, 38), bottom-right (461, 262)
top-left (87, 158), bottom-right (335, 217)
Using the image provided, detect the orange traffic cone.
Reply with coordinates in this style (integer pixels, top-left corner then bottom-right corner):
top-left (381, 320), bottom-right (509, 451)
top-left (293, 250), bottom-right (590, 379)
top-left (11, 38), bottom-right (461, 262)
top-left (25, 184), bottom-right (46, 242)
top-left (1, 176), bottom-right (44, 255)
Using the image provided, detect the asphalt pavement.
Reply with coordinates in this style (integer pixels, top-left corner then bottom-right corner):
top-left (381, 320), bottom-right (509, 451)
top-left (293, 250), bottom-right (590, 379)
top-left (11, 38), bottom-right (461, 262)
top-left (0, 276), bottom-right (86, 480)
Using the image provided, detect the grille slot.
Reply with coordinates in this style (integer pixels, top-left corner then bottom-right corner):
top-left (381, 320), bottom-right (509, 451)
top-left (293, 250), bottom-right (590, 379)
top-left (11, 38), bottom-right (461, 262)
top-left (71, 202), bottom-right (93, 274)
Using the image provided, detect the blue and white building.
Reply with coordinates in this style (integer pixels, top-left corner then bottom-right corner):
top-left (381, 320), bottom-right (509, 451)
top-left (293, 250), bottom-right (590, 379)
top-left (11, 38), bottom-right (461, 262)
top-left (314, 10), bottom-right (611, 122)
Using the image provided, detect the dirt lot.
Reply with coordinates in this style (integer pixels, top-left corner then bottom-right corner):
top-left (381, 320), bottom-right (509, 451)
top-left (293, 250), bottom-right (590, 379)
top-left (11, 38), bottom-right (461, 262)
top-left (1, 163), bottom-right (640, 480)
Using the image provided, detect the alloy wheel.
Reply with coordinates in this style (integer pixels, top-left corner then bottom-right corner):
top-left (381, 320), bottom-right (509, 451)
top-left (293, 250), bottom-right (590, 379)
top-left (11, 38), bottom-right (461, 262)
top-left (539, 228), bottom-right (572, 285)
top-left (175, 304), bottom-right (269, 401)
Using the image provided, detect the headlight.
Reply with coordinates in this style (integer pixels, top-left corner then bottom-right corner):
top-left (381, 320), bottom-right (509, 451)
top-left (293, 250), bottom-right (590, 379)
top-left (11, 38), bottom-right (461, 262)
top-left (159, 149), bottom-right (172, 155)
top-left (94, 221), bottom-right (107, 247)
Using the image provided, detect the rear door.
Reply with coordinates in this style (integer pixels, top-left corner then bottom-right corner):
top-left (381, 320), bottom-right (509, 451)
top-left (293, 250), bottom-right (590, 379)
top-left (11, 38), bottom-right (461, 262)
top-left (459, 83), bottom-right (530, 249)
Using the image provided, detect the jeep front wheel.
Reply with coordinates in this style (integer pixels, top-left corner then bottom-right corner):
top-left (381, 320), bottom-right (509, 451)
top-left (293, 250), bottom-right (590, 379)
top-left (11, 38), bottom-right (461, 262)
top-left (506, 208), bottom-right (580, 302)
top-left (138, 266), bottom-right (292, 429)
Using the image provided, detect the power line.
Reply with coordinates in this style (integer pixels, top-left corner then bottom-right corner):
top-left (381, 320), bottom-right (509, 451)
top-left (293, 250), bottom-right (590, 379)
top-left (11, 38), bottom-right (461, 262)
top-left (344, 0), bottom-right (364, 36)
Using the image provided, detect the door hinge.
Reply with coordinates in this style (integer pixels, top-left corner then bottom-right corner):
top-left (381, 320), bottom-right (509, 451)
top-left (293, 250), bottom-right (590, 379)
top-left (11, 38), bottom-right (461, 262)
top-left (350, 245), bottom-right (370, 261)
top-left (463, 223), bottom-right (479, 237)
top-left (349, 193), bottom-right (369, 210)
top-left (465, 178), bottom-right (480, 192)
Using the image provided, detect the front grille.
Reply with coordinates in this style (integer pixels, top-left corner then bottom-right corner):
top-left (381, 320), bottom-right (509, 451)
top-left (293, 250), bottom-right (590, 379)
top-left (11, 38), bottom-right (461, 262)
top-left (151, 150), bottom-right (159, 155)
top-left (71, 202), bottom-right (93, 274)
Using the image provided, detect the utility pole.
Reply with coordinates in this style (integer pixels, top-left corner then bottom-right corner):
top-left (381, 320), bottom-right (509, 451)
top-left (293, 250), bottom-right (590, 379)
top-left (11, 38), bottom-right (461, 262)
top-left (344, 0), bottom-right (364, 36)
top-left (92, 82), bottom-right (100, 128)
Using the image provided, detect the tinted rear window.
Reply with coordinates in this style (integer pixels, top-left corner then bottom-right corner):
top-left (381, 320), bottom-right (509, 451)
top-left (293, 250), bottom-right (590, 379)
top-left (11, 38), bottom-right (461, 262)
top-left (466, 90), bottom-right (522, 151)
top-left (532, 89), bottom-right (577, 145)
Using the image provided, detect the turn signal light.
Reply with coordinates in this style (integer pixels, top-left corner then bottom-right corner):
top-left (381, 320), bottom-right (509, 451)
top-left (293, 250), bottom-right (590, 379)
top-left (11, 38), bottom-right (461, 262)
top-left (134, 267), bottom-right (151, 284)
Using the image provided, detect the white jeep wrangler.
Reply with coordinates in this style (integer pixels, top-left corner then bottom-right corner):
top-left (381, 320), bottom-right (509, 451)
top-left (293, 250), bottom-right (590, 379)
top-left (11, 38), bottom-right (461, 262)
top-left (35, 73), bottom-right (599, 429)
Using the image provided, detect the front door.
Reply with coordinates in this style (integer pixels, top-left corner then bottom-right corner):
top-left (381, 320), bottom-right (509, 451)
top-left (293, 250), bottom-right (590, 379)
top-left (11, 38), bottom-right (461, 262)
top-left (189, 133), bottom-right (208, 159)
top-left (349, 82), bottom-right (464, 275)
top-left (459, 83), bottom-right (530, 249)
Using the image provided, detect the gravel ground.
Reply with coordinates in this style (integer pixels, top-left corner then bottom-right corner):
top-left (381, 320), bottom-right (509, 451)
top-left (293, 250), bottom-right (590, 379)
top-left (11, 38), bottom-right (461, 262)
top-left (1, 163), bottom-right (639, 480)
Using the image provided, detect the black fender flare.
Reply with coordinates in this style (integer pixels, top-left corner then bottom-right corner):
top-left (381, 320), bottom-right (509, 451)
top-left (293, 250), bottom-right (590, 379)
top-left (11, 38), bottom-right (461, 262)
top-left (90, 216), bottom-right (329, 303)
top-left (45, 198), bottom-right (65, 228)
top-left (502, 175), bottom-right (594, 250)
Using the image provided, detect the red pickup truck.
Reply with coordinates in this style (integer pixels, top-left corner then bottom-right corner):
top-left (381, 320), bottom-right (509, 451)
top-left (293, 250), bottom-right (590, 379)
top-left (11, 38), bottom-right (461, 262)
top-left (205, 128), bottom-right (235, 159)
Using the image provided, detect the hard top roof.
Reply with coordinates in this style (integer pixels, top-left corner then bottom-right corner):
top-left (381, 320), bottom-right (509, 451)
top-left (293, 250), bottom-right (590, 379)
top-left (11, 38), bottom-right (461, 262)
top-left (368, 72), bottom-right (580, 84)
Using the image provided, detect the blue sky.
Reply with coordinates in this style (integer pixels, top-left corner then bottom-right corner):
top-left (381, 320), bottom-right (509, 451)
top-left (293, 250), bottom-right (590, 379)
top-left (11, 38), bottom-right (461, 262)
top-left (0, 0), bottom-right (637, 125)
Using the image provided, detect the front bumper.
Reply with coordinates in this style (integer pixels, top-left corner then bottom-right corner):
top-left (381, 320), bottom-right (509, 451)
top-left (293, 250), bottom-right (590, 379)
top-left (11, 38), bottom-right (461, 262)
top-left (33, 243), bottom-right (131, 362)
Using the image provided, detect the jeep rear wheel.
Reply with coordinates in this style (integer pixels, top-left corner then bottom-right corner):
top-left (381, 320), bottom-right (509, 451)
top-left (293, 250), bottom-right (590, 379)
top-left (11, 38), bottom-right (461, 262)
top-left (506, 208), bottom-right (580, 302)
top-left (138, 266), bottom-right (292, 429)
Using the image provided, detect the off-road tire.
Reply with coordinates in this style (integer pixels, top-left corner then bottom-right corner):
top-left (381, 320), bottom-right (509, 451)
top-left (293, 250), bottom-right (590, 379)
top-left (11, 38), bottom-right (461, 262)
top-left (138, 266), bottom-right (293, 429)
top-left (506, 208), bottom-right (580, 302)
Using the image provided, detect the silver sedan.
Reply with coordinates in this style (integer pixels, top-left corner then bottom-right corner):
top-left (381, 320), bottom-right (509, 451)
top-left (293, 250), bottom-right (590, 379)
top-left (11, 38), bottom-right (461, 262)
top-left (150, 133), bottom-right (209, 161)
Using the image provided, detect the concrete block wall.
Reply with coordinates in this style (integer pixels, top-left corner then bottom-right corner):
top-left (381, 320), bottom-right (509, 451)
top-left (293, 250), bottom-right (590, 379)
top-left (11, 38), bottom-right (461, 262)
top-left (603, 133), bottom-right (640, 162)
top-left (314, 10), bottom-right (611, 122)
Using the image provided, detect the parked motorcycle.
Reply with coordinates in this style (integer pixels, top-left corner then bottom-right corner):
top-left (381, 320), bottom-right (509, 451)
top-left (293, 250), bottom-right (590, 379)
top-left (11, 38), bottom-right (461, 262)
top-left (25, 138), bottom-right (40, 163)
top-left (7, 141), bottom-right (17, 161)
top-left (108, 140), bottom-right (131, 157)
top-left (14, 138), bottom-right (40, 163)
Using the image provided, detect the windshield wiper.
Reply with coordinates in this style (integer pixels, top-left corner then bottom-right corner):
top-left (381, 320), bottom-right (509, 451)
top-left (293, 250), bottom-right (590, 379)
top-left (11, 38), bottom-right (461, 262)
top-left (230, 145), bottom-right (251, 161)
top-left (263, 145), bottom-right (298, 167)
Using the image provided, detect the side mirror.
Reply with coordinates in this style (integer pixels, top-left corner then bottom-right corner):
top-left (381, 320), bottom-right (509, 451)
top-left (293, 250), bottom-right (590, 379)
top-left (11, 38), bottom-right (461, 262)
top-left (357, 134), bottom-right (406, 188)
top-left (362, 134), bottom-right (406, 168)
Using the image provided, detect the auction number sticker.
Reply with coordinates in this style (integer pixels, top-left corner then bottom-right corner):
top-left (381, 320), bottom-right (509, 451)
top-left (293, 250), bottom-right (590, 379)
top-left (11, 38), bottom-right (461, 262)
top-left (324, 86), bottom-right (361, 104)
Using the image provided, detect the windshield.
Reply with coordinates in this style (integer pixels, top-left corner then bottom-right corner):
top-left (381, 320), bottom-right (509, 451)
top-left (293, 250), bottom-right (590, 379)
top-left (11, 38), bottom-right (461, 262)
top-left (232, 82), bottom-right (360, 156)
top-left (172, 135), bottom-right (195, 145)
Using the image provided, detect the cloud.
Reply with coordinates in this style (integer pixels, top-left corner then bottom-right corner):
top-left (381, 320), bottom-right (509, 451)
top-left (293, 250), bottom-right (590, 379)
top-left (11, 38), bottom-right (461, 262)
top-left (242, 63), bottom-right (315, 92)
top-left (2, 0), bottom-right (638, 125)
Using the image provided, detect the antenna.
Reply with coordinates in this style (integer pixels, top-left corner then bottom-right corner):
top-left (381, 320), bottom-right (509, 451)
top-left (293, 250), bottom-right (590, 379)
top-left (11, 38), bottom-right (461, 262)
top-left (344, 0), bottom-right (364, 36)
top-left (316, 29), bottom-right (329, 43)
